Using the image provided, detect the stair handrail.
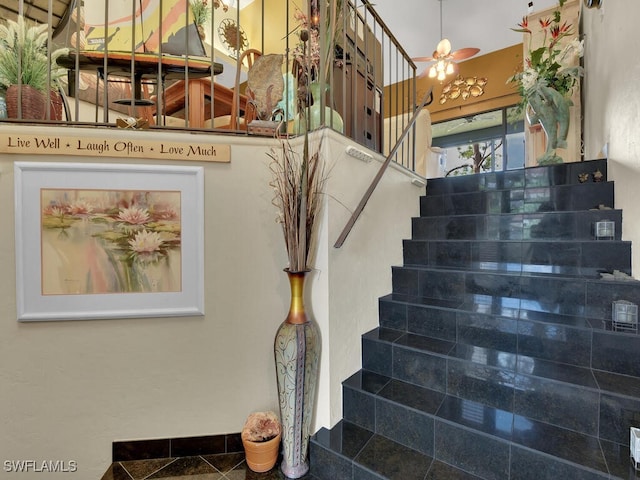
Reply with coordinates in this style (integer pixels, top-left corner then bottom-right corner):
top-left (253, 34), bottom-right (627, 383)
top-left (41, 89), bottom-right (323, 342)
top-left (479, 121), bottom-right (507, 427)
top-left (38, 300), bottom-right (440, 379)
top-left (334, 87), bottom-right (434, 248)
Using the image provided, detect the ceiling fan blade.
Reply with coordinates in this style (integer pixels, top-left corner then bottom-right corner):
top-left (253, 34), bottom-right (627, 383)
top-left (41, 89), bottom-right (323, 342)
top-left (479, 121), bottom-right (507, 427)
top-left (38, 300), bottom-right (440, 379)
top-left (412, 56), bottom-right (436, 63)
top-left (450, 47), bottom-right (480, 61)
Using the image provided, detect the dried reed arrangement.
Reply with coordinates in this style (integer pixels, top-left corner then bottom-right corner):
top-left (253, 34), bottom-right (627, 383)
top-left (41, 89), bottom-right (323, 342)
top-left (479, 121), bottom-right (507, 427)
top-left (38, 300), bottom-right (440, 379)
top-left (269, 134), bottom-right (326, 273)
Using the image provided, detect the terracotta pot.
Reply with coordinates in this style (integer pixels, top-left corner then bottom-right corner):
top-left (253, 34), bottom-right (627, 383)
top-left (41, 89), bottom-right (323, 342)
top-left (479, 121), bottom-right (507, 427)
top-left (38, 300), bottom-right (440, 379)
top-left (242, 433), bottom-right (281, 473)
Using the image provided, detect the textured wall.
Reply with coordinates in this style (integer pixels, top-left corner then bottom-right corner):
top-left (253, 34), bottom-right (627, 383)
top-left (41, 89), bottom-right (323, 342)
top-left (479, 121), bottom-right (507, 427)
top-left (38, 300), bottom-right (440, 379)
top-left (582, 1), bottom-right (640, 277)
top-left (0, 126), bottom-right (420, 478)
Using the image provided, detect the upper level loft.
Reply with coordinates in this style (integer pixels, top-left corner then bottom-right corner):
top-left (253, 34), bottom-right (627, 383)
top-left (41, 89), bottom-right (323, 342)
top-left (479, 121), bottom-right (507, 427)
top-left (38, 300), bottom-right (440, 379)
top-left (1, 0), bottom-right (428, 159)
top-left (1, 0), bottom-right (577, 177)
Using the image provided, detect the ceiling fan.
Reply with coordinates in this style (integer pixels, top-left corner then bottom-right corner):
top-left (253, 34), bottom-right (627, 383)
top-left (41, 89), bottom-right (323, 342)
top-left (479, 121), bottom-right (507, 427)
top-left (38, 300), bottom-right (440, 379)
top-left (412, 0), bottom-right (480, 81)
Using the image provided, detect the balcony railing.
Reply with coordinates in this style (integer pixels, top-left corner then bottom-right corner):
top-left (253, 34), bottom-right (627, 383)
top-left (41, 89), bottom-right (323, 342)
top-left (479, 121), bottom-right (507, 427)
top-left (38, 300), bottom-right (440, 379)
top-left (0, 0), bottom-right (424, 173)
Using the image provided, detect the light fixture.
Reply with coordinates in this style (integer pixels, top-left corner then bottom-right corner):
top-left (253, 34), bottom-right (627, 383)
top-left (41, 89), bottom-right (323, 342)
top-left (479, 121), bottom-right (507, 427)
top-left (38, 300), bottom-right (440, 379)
top-left (413, 1), bottom-right (480, 82)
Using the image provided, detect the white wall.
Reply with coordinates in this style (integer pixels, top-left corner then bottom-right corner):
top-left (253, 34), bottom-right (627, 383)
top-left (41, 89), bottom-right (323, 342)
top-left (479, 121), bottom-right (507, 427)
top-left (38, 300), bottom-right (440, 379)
top-left (582, 1), bottom-right (640, 276)
top-left (0, 125), bottom-right (421, 478)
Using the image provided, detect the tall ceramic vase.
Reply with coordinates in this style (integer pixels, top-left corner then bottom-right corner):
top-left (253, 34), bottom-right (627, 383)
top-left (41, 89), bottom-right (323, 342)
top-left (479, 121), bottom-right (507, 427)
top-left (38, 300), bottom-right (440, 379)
top-left (274, 269), bottom-right (321, 479)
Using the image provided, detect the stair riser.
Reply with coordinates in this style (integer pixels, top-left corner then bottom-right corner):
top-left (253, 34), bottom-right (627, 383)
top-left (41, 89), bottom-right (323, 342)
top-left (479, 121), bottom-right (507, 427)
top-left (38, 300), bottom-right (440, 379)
top-left (509, 445), bottom-right (609, 480)
top-left (421, 182), bottom-right (614, 217)
top-left (309, 442), bottom-right (353, 480)
top-left (376, 397), bottom-right (435, 456)
top-left (435, 421), bottom-right (511, 480)
top-left (425, 159), bottom-right (608, 196)
top-left (392, 267), bottom-right (640, 320)
top-left (403, 239), bottom-right (631, 276)
top-left (412, 210), bottom-right (622, 242)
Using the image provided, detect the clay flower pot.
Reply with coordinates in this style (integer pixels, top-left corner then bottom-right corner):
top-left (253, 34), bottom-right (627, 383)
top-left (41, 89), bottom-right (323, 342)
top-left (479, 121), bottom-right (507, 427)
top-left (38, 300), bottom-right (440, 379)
top-left (242, 432), bottom-right (281, 473)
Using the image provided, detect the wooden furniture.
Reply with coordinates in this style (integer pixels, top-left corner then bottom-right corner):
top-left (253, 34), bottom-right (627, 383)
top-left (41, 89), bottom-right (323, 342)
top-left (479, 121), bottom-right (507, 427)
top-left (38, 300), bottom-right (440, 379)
top-left (332, 61), bottom-right (382, 152)
top-left (211, 48), bottom-right (262, 130)
top-left (331, 21), bottom-right (383, 152)
top-left (157, 49), bottom-right (262, 130)
top-left (159, 77), bottom-right (249, 129)
top-left (58, 50), bottom-right (219, 123)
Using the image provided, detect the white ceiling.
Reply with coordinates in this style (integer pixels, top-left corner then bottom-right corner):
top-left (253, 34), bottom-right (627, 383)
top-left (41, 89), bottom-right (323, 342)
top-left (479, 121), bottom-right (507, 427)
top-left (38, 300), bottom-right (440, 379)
top-left (371, 0), bottom-right (560, 61)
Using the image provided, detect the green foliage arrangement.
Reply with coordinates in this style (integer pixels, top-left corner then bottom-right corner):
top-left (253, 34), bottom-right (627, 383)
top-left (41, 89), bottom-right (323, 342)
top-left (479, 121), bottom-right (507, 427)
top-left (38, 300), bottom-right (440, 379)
top-left (0, 17), bottom-right (68, 93)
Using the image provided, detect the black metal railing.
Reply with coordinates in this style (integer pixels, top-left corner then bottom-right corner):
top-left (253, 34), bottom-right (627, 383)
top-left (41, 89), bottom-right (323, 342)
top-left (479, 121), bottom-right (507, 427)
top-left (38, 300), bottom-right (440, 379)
top-left (0, 0), bottom-right (424, 172)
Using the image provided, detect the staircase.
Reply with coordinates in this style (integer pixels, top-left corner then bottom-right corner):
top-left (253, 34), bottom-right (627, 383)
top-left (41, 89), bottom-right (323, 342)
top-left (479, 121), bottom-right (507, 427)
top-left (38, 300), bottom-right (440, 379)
top-left (310, 159), bottom-right (640, 480)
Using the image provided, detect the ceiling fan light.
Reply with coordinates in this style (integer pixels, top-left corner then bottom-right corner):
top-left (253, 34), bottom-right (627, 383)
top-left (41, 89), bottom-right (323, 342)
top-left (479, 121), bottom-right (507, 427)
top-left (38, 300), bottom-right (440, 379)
top-left (445, 62), bottom-right (455, 75)
top-left (436, 60), bottom-right (445, 72)
top-left (428, 66), bottom-right (437, 78)
top-left (436, 38), bottom-right (452, 56)
top-left (437, 70), bottom-right (446, 81)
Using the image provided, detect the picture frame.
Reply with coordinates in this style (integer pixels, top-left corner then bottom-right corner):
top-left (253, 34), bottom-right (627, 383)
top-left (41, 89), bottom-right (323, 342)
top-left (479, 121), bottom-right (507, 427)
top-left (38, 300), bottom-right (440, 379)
top-left (14, 162), bottom-right (205, 321)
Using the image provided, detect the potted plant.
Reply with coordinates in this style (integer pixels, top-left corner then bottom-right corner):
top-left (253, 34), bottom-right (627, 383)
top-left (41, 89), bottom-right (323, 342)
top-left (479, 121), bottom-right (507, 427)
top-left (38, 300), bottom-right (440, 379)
top-left (507, 0), bottom-right (583, 164)
top-left (0, 17), bottom-right (68, 120)
top-left (190, 0), bottom-right (211, 40)
top-left (241, 411), bottom-right (281, 473)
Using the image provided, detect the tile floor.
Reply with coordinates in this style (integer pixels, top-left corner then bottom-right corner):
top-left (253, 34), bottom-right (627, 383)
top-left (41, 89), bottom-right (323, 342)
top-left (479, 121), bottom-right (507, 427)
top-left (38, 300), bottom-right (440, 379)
top-left (101, 453), bottom-right (318, 480)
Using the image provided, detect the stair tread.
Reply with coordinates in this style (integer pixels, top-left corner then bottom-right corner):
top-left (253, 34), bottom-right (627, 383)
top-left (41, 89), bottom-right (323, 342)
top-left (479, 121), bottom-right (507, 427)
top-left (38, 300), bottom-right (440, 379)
top-left (353, 433), bottom-right (433, 480)
top-left (378, 379), bottom-right (445, 415)
top-left (394, 332), bottom-right (456, 355)
top-left (312, 421), bottom-right (374, 461)
top-left (593, 370), bottom-right (640, 398)
top-left (343, 370), bottom-right (391, 395)
top-left (425, 461), bottom-right (486, 480)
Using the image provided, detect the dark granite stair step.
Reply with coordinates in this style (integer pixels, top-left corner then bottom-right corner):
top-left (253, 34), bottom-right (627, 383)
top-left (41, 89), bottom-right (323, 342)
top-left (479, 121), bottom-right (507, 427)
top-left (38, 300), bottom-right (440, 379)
top-left (402, 239), bottom-right (631, 277)
top-left (381, 292), bottom-right (605, 332)
top-left (379, 295), bottom-right (640, 377)
top-left (362, 327), bottom-right (455, 381)
top-left (392, 266), bottom-right (640, 321)
top-left (341, 370), bottom-right (614, 479)
top-left (310, 421), bottom-right (435, 480)
top-left (511, 415), bottom-right (609, 476)
top-left (421, 182), bottom-right (614, 217)
top-left (412, 209), bottom-right (622, 241)
top-left (425, 159), bottom-right (608, 196)
top-left (310, 421), bottom-right (375, 479)
top-left (361, 325), bottom-right (595, 391)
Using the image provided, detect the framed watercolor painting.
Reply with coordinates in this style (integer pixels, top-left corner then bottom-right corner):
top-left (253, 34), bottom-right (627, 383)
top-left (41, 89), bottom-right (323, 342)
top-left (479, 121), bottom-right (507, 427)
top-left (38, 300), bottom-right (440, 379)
top-left (14, 162), bottom-right (205, 321)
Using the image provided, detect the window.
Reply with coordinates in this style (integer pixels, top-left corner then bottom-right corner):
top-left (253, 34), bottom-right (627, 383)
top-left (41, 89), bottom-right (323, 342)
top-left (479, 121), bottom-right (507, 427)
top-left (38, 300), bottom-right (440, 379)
top-left (431, 107), bottom-right (525, 177)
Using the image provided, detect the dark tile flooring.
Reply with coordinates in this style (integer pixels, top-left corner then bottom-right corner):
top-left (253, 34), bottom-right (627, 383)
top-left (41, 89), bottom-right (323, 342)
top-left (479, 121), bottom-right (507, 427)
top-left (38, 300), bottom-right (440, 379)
top-left (101, 453), bottom-right (319, 480)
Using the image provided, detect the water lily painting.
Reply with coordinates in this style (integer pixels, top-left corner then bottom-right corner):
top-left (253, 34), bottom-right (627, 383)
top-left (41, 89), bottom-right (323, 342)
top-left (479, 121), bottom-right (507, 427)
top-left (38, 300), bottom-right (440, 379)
top-left (41, 188), bottom-right (182, 295)
top-left (15, 162), bottom-right (204, 321)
